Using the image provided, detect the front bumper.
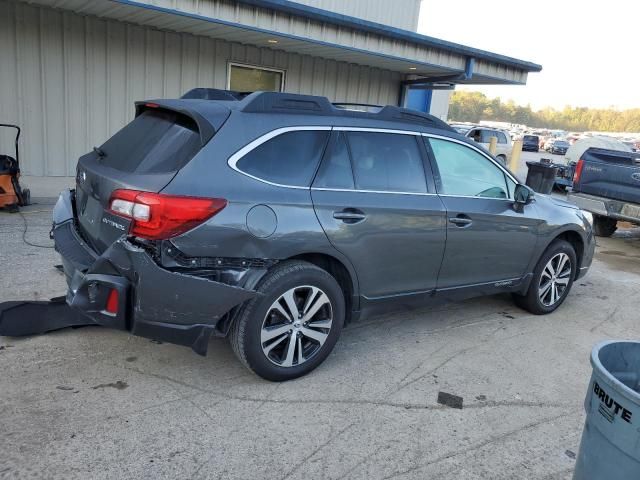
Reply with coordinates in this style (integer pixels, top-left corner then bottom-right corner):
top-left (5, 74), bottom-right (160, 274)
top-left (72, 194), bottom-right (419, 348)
top-left (51, 190), bottom-right (258, 355)
top-left (568, 192), bottom-right (640, 224)
top-left (578, 228), bottom-right (596, 280)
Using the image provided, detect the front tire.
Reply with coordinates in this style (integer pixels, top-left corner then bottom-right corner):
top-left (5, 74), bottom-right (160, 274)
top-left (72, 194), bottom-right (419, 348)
top-left (513, 240), bottom-right (576, 315)
top-left (593, 215), bottom-right (617, 237)
top-left (229, 261), bottom-right (345, 381)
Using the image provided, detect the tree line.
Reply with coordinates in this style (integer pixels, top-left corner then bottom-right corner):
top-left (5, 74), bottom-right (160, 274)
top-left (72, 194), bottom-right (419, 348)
top-left (448, 91), bottom-right (640, 132)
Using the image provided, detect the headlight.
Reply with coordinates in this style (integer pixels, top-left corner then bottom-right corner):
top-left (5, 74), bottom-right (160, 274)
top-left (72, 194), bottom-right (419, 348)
top-left (581, 210), bottom-right (593, 226)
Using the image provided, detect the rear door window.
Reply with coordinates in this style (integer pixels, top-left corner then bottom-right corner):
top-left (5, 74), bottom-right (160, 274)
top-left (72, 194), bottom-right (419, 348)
top-left (345, 131), bottom-right (427, 193)
top-left (236, 130), bottom-right (330, 187)
top-left (100, 109), bottom-right (202, 173)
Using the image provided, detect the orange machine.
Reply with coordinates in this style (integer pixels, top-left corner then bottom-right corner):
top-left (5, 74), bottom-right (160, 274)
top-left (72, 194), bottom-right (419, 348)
top-left (0, 124), bottom-right (30, 212)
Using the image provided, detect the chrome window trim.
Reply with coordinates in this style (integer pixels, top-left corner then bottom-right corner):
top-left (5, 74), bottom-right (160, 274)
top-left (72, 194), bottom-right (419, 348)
top-left (334, 126), bottom-right (421, 136)
top-left (311, 187), bottom-right (437, 196)
top-left (227, 126), bottom-right (332, 189)
top-left (227, 126), bottom-right (520, 197)
top-left (437, 194), bottom-right (515, 202)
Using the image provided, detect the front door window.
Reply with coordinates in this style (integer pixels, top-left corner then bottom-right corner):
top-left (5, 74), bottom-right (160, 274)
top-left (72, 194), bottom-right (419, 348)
top-left (428, 138), bottom-right (514, 199)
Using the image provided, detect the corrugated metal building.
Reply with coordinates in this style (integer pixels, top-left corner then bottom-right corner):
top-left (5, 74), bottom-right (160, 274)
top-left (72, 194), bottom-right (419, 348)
top-left (0, 0), bottom-right (541, 194)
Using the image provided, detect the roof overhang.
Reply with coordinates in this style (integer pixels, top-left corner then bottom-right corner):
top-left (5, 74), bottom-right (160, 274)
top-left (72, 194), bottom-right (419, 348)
top-left (19, 0), bottom-right (542, 86)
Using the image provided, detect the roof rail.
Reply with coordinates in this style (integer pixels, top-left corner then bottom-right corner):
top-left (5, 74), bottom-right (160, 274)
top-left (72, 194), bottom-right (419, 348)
top-left (376, 106), bottom-right (453, 131)
top-left (181, 88), bottom-right (249, 101)
top-left (236, 91), bottom-right (454, 132)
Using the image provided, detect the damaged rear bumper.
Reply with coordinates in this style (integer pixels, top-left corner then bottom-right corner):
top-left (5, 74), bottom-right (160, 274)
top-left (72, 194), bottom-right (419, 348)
top-left (62, 234), bottom-right (257, 354)
top-left (4, 190), bottom-right (260, 355)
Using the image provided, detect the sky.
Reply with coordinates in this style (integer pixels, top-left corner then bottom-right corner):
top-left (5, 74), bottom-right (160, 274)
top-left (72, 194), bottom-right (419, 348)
top-left (416, 0), bottom-right (640, 111)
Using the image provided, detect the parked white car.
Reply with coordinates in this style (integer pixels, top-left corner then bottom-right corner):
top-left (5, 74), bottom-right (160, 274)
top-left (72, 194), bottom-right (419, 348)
top-left (451, 124), bottom-right (512, 165)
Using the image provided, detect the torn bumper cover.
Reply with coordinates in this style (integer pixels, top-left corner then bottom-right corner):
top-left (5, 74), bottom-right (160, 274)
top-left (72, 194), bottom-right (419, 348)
top-left (0, 190), bottom-right (258, 355)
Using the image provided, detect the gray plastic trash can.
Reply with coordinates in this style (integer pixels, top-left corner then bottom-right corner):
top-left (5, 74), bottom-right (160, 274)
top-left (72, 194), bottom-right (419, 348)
top-left (574, 341), bottom-right (640, 479)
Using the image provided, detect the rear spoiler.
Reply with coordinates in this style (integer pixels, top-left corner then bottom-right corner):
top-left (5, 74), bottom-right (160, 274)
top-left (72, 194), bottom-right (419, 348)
top-left (134, 100), bottom-right (230, 146)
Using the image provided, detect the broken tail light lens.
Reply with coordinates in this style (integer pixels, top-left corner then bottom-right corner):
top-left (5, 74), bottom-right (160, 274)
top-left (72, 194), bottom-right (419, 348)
top-left (105, 288), bottom-right (119, 315)
top-left (108, 189), bottom-right (227, 240)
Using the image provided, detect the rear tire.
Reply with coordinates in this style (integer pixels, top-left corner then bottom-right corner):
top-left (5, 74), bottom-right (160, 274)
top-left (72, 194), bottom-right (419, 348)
top-left (229, 260), bottom-right (344, 381)
top-left (513, 240), bottom-right (576, 315)
top-left (496, 154), bottom-right (506, 165)
top-left (593, 215), bottom-right (617, 237)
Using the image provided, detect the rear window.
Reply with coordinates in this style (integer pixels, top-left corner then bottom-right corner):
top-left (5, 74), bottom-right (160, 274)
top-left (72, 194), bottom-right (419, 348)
top-left (99, 109), bottom-right (201, 173)
top-left (523, 135), bottom-right (538, 141)
top-left (236, 130), bottom-right (330, 187)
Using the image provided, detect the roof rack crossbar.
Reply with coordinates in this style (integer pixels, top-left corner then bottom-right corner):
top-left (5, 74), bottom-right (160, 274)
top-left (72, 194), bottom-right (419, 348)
top-left (234, 91), bottom-right (454, 132)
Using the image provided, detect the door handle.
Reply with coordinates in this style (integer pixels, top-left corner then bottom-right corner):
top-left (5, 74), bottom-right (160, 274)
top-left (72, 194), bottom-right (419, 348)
top-left (449, 215), bottom-right (472, 227)
top-left (333, 209), bottom-right (366, 224)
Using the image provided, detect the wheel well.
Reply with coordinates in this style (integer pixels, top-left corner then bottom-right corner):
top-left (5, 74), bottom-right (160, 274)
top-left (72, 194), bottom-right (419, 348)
top-left (288, 253), bottom-right (356, 324)
top-left (554, 231), bottom-right (584, 278)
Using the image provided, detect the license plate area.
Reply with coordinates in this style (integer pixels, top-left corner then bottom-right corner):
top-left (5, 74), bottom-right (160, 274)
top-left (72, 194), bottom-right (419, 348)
top-left (76, 193), bottom-right (104, 242)
top-left (100, 211), bottom-right (132, 245)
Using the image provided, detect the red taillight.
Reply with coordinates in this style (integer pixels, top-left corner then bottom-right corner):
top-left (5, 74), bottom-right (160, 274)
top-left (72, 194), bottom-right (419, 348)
top-left (108, 189), bottom-right (227, 240)
top-left (106, 289), bottom-right (119, 315)
top-left (573, 159), bottom-right (585, 184)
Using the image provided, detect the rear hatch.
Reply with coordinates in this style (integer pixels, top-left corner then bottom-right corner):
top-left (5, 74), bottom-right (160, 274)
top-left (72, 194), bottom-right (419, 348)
top-left (574, 148), bottom-right (640, 204)
top-left (74, 101), bottom-right (230, 253)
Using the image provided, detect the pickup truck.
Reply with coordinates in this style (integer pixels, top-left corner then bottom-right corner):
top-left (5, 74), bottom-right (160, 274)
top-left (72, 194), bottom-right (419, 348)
top-left (568, 147), bottom-right (640, 236)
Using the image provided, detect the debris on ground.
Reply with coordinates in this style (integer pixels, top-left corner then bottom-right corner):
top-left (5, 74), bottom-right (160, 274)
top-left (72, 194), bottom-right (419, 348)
top-left (91, 381), bottom-right (128, 390)
top-left (437, 391), bottom-right (464, 409)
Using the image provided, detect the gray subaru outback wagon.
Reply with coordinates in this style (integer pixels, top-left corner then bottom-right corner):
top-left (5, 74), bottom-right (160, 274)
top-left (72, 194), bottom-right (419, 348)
top-left (49, 89), bottom-right (595, 381)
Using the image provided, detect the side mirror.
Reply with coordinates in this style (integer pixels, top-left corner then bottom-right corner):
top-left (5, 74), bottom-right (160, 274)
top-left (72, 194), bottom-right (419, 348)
top-left (514, 184), bottom-right (535, 206)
